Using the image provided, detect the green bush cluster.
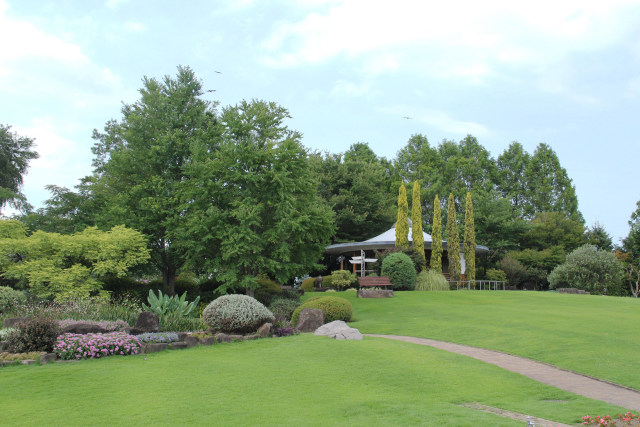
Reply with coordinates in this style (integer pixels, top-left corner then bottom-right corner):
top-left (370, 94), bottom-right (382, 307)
top-left (254, 277), bottom-right (282, 306)
top-left (0, 286), bottom-right (26, 314)
top-left (485, 269), bottom-right (507, 282)
top-left (6, 317), bottom-right (61, 353)
top-left (301, 275), bottom-right (334, 291)
top-left (291, 296), bottom-right (352, 326)
top-left (268, 298), bottom-right (300, 321)
top-left (415, 270), bottom-right (449, 291)
top-left (381, 252), bottom-right (416, 290)
top-left (202, 295), bottom-right (275, 334)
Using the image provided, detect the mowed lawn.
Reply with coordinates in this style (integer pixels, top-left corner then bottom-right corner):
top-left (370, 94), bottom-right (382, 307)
top-left (0, 335), bottom-right (627, 426)
top-left (334, 290), bottom-right (640, 390)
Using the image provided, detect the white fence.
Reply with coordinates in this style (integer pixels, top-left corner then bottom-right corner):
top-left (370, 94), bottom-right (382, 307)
top-left (447, 280), bottom-right (506, 290)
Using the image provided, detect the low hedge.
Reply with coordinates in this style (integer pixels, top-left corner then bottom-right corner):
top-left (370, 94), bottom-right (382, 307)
top-left (291, 296), bottom-right (352, 326)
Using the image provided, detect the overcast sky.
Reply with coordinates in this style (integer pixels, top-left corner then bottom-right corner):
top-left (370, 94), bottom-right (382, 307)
top-left (2, 0), bottom-right (640, 244)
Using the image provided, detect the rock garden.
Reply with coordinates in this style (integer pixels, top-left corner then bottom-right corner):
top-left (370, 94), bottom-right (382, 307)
top-left (0, 285), bottom-right (360, 367)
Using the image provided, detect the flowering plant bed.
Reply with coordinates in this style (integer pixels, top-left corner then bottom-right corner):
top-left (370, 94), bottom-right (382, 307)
top-left (136, 332), bottom-right (180, 343)
top-left (582, 412), bottom-right (640, 426)
top-left (55, 332), bottom-right (141, 360)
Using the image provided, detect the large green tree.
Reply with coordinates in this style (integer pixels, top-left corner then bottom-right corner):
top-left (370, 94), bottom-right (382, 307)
top-left (181, 100), bottom-right (335, 294)
top-left (496, 142), bottom-right (530, 218)
top-left (313, 143), bottom-right (395, 243)
top-left (523, 143), bottom-right (580, 219)
top-left (584, 221), bottom-right (613, 252)
top-left (0, 125), bottom-right (39, 213)
top-left (89, 66), bottom-right (218, 295)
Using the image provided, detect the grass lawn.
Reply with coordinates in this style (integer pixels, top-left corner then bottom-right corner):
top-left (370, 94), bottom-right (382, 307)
top-left (0, 335), bottom-right (626, 426)
top-left (323, 290), bottom-right (640, 390)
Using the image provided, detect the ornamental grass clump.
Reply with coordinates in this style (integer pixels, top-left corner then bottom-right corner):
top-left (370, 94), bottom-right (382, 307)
top-left (202, 295), bottom-right (275, 334)
top-left (415, 270), bottom-right (450, 291)
top-left (268, 298), bottom-right (300, 321)
top-left (54, 332), bottom-right (141, 360)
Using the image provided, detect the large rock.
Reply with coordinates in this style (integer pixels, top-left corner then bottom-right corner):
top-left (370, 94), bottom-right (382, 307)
top-left (40, 353), bottom-right (57, 364)
top-left (314, 320), bottom-right (363, 340)
top-left (295, 308), bottom-right (325, 332)
top-left (142, 343), bottom-right (168, 353)
top-left (3, 317), bottom-right (28, 328)
top-left (61, 322), bottom-right (107, 334)
top-left (357, 289), bottom-right (394, 298)
top-left (134, 312), bottom-right (160, 333)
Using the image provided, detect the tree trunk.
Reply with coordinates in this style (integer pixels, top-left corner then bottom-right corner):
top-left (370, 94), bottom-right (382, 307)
top-left (163, 266), bottom-right (176, 296)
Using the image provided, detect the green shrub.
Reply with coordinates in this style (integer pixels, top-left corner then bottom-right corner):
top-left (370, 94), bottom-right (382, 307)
top-left (415, 270), bottom-right (450, 291)
top-left (279, 289), bottom-right (302, 302)
top-left (254, 277), bottom-right (282, 306)
top-left (268, 298), bottom-right (300, 320)
top-left (0, 286), bottom-right (26, 314)
top-left (329, 270), bottom-right (358, 289)
top-left (381, 252), bottom-right (416, 290)
top-left (202, 295), bottom-right (275, 334)
top-left (142, 289), bottom-right (200, 317)
top-left (485, 269), bottom-right (507, 282)
top-left (6, 317), bottom-right (61, 353)
top-left (291, 296), bottom-right (352, 326)
top-left (301, 275), bottom-right (333, 291)
top-left (0, 327), bottom-right (18, 340)
top-left (548, 244), bottom-right (624, 295)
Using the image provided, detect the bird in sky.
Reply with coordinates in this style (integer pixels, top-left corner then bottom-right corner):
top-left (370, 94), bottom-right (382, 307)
top-left (206, 89), bottom-right (216, 92)
top-left (214, 70), bottom-right (222, 74)
top-left (403, 116), bottom-right (412, 120)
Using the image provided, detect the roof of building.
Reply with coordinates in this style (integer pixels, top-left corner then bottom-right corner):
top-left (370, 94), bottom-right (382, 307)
top-left (325, 221), bottom-right (489, 255)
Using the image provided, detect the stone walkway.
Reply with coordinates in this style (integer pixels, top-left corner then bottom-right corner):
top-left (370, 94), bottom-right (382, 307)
top-left (366, 334), bottom-right (640, 412)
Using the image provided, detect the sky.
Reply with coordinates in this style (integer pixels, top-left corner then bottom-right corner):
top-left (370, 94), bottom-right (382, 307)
top-left (1, 0), bottom-right (640, 244)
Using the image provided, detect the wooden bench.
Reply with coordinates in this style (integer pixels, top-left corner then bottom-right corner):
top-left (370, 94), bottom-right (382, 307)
top-left (357, 276), bottom-right (393, 289)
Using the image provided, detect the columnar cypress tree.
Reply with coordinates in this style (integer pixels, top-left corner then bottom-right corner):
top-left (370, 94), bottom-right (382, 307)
top-left (446, 193), bottom-right (461, 282)
top-left (396, 182), bottom-right (409, 249)
top-left (464, 191), bottom-right (476, 284)
top-left (430, 195), bottom-right (442, 273)
top-left (411, 181), bottom-right (426, 269)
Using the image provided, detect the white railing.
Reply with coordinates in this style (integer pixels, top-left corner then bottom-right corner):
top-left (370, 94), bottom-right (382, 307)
top-left (447, 280), bottom-right (506, 290)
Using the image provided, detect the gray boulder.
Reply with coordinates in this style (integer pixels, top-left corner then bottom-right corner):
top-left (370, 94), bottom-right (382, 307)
top-left (295, 308), bottom-right (325, 332)
top-left (257, 322), bottom-right (272, 337)
top-left (134, 312), bottom-right (160, 333)
top-left (61, 322), bottom-right (107, 334)
top-left (314, 320), bottom-right (363, 340)
top-left (357, 289), bottom-right (394, 298)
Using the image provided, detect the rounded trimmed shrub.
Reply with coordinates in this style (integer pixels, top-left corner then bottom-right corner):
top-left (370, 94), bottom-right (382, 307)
top-left (254, 277), bottom-right (283, 306)
top-left (381, 252), bottom-right (416, 290)
top-left (202, 295), bottom-right (275, 334)
top-left (0, 286), bottom-right (26, 314)
top-left (268, 298), bottom-right (300, 321)
top-left (291, 296), bottom-right (352, 326)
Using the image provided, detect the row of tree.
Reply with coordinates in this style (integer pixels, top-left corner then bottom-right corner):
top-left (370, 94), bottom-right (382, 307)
top-left (1, 65), bottom-right (639, 296)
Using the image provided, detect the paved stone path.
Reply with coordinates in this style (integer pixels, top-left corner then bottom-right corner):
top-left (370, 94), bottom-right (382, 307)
top-left (366, 334), bottom-right (640, 412)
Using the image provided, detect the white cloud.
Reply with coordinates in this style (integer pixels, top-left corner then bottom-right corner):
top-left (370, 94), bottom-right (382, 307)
top-left (15, 118), bottom-right (94, 206)
top-left (262, 0), bottom-right (640, 85)
top-left (330, 79), bottom-right (371, 97)
top-left (382, 104), bottom-right (490, 137)
top-left (124, 21), bottom-right (145, 32)
top-left (105, 0), bottom-right (129, 10)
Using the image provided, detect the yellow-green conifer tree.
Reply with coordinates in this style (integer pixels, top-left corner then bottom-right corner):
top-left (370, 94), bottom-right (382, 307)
top-left (395, 182), bottom-right (409, 249)
top-left (464, 191), bottom-right (476, 285)
top-left (430, 195), bottom-right (442, 273)
top-left (411, 181), bottom-right (426, 269)
top-left (446, 193), bottom-right (461, 282)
